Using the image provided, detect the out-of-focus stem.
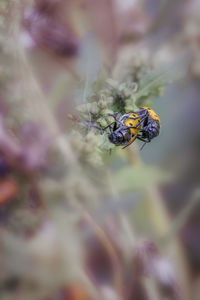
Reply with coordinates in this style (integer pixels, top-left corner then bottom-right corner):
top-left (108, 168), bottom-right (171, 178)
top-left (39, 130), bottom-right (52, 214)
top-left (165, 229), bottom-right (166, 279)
top-left (84, 213), bottom-right (123, 299)
top-left (125, 145), bottom-right (190, 300)
top-left (164, 189), bottom-right (200, 245)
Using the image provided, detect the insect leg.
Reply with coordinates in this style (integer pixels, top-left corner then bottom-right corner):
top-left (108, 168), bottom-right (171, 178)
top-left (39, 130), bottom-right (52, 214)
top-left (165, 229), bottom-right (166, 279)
top-left (136, 136), bottom-right (151, 143)
top-left (101, 121), bottom-right (116, 131)
top-left (88, 121), bottom-right (116, 134)
top-left (133, 109), bottom-right (149, 127)
top-left (140, 142), bottom-right (146, 150)
top-left (136, 136), bottom-right (150, 151)
top-left (108, 112), bottom-right (121, 121)
top-left (134, 113), bottom-right (148, 128)
top-left (108, 113), bottom-right (124, 126)
top-left (122, 134), bottom-right (138, 149)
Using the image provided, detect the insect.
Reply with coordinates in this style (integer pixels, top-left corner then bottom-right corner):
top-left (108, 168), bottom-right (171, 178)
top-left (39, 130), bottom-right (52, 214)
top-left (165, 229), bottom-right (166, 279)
top-left (101, 112), bottom-right (141, 149)
top-left (134, 106), bottom-right (161, 149)
top-left (100, 107), bottom-right (160, 149)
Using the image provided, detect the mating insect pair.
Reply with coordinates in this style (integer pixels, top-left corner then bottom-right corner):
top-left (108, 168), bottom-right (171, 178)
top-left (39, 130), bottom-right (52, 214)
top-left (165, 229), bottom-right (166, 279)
top-left (100, 107), bottom-right (160, 149)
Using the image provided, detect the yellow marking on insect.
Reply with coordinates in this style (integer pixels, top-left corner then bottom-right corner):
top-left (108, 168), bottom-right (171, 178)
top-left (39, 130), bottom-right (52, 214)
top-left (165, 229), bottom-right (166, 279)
top-left (124, 112), bottom-right (141, 135)
top-left (129, 112), bottom-right (138, 119)
top-left (140, 107), bottom-right (160, 123)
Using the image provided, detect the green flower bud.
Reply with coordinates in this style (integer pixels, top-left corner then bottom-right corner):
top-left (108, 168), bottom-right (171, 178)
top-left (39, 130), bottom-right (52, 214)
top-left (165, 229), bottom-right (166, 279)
top-left (98, 99), bottom-right (107, 109)
top-left (97, 117), bottom-right (108, 128)
top-left (106, 96), bottom-right (114, 104)
top-left (90, 102), bottom-right (99, 115)
top-left (101, 109), bottom-right (114, 116)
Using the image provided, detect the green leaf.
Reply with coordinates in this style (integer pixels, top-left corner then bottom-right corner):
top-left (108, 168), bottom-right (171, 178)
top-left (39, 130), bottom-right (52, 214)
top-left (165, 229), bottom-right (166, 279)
top-left (133, 56), bottom-right (189, 106)
top-left (113, 165), bottom-right (171, 192)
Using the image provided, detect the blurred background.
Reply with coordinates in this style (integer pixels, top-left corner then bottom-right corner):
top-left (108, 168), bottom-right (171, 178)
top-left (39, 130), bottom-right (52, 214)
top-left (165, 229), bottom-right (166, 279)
top-left (0, 0), bottom-right (200, 299)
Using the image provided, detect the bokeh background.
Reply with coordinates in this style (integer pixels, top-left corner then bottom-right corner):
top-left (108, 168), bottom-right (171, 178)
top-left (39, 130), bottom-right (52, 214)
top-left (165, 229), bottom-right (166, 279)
top-left (0, 0), bottom-right (200, 299)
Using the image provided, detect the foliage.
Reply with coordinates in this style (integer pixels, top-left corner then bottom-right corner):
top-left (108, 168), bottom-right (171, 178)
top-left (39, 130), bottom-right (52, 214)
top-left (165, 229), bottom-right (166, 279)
top-left (0, 1), bottom-right (198, 300)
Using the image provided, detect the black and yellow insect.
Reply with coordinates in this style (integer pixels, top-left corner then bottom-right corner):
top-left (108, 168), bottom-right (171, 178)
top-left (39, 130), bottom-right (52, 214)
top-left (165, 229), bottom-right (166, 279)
top-left (107, 112), bottom-right (141, 149)
top-left (134, 106), bottom-right (161, 148)
top-left (101, 107), bottom-right (160, 149)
